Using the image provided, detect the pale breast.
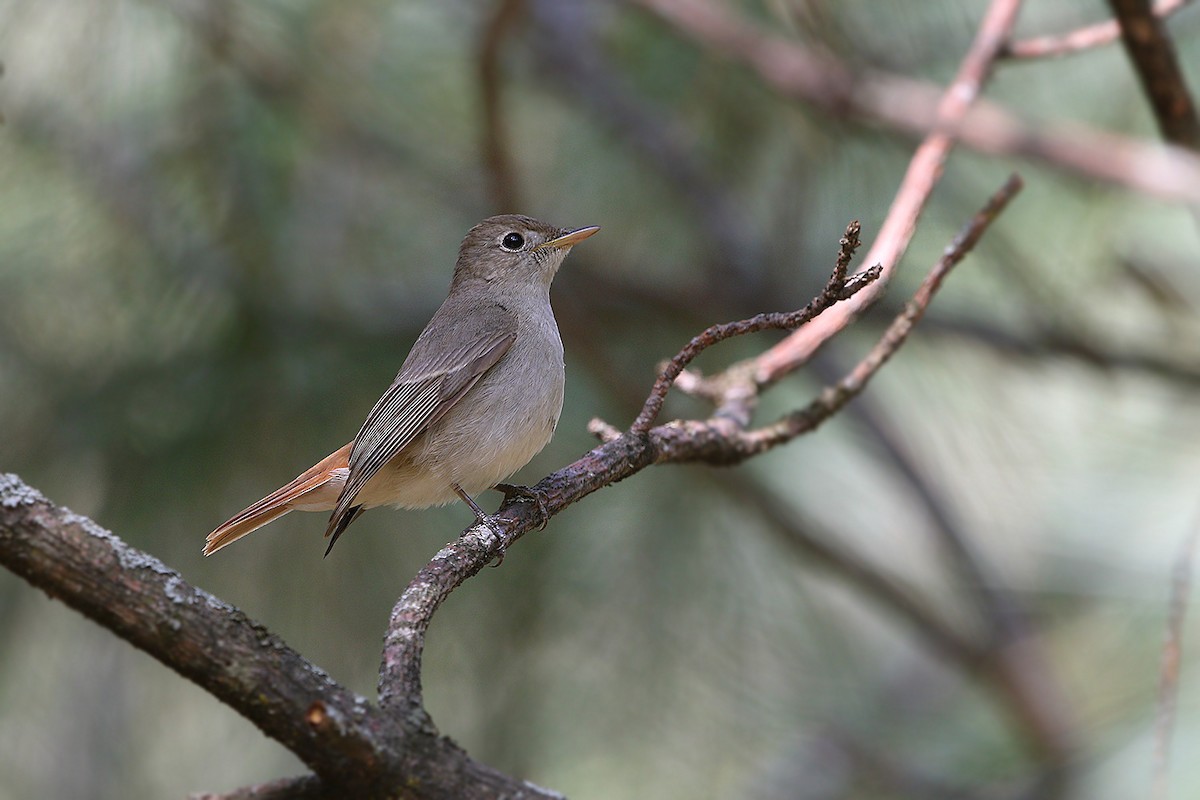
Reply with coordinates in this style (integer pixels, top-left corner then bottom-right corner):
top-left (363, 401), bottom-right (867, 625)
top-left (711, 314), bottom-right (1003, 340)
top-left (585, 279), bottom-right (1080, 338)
top-left (413, 305), bottom-right (565, 496)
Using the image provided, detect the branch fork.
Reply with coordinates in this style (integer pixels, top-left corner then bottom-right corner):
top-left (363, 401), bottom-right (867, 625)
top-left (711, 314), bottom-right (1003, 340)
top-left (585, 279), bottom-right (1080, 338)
top-left (4, 0), bottom-right (1130, 790)
top-left (0, 170), bottom-right (1030, 799)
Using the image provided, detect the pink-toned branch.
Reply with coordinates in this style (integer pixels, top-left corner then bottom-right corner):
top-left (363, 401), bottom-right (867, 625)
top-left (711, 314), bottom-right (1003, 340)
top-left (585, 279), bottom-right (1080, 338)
top-left (1004, 0), bottom-right (1193, 60)
top-left (752, 0), bottom-right (1024, 380)
top-left (630, 222), bottom-right (876, 434)
top-left (2, 173), bottom-right (1036, 797)
top-left (628, 0), bottom-right (1200, 207)
top-left (378, 230), bottom-right (884, 710)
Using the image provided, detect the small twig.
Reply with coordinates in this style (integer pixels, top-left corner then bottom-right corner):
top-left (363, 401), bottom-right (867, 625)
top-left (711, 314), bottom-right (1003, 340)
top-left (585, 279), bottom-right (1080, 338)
top-left (1152, 510), bottom-right (1200, 800)
top-left (745, 175), bottom-right (1025, 454)
top-left (588, 418), bottom-right (623, 442)
top-left (749, 0), bottom-right (1024, 383)
top-left (629, 221), bottom-right (874, 434)
top-left (1003, 0), bottom-right (1193, 60)
top-left (1108, 0), bottom-right (1200, 149)
top-left (377, 180), bottom-right (1020, 715)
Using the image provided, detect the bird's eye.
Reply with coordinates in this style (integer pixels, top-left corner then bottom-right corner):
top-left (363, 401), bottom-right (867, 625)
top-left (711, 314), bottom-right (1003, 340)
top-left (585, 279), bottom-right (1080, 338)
top-left (500, 232), bottom-right (525, 251)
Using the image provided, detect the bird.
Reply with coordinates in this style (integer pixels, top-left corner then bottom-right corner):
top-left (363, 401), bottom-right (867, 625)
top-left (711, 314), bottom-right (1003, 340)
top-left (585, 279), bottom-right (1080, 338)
top-left (205, 214), bottom-right (598, 557)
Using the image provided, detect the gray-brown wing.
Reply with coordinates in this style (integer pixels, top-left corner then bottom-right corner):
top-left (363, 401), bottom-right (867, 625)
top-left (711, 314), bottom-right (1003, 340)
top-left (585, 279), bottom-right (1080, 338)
top-left (322, 301), bottom-right (517, 547)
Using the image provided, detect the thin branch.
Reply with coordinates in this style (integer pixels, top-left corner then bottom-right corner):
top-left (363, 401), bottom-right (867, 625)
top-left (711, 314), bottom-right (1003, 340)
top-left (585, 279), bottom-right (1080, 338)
top-left (759, 175), bottom-right (1075, 773)
top-left (746, 175), bottom-right (1024, 453)
top-left (1003, 0), bottom-right (1193, 60)
top-left (376, 233), bottom-right (879, 711)
top-left (627, 176), bottom-right (1077, 776)
top-left (627, 0), bottom-right (1200, 206)
top-left (1108, 0), bottom-right (1200, 149)
top-left (630, 221), bottom-right (874, 434)
top-left (377, 177), bottom-right (1019, 715)
top-left (750, 0), bottom-right (1023, 381)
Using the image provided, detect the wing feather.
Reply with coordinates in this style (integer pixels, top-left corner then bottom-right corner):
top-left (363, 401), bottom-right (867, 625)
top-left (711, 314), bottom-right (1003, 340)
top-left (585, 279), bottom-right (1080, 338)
top-left (322, 300), bottom-right (518, 550)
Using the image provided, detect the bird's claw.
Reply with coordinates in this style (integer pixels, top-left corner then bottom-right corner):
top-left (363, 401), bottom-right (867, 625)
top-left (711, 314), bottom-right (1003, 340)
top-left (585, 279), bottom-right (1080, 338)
top-left (494, 483), bottom-right (550, 530)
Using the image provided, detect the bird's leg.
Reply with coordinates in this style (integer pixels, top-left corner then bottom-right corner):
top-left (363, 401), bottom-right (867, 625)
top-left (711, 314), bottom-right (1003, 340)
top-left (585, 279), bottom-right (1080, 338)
top-left (494, 483), bottom-right (550, 530)
top-left (453, 483), bottom-right (506, 566)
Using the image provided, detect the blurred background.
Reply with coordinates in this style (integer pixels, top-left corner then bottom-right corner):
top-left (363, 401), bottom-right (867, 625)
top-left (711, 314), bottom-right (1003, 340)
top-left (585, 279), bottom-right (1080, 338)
top-left (2, 1), bottom-right (1200, 798)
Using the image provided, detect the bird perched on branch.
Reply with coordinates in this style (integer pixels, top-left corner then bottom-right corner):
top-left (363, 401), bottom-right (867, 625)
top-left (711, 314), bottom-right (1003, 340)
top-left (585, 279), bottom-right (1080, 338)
top-left (206, 214), bottom-right (598, 557)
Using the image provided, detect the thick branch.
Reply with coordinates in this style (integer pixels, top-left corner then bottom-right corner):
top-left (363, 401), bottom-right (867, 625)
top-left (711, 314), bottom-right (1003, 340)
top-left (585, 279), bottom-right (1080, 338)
top-left (0, 474), bottom-right (563, 800)
top-left (0, 475), bottom-right (391, 788)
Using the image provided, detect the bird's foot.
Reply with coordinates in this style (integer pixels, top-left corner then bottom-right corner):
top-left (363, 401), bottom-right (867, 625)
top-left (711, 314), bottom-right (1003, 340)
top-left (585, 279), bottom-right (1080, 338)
top-left (494, 483), bottom-right (550, 530)
top-left (453, 483), bottom-right (508, 566)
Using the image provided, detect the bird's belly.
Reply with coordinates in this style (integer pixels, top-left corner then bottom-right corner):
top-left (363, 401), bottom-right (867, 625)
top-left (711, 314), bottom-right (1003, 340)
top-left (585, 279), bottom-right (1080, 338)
top-left (420, 353), bottom-right (564, 494)
top-left (355, 457), bottom-right (462, 509)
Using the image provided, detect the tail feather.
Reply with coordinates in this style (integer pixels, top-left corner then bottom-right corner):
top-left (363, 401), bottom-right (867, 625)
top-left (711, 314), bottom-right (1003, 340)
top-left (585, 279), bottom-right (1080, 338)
top-left (203, 505), bottom-right (294, 556)
top-left (323, 505), bottom-right (364, 557)
top-left (205, 443), bottom-right (352, 556)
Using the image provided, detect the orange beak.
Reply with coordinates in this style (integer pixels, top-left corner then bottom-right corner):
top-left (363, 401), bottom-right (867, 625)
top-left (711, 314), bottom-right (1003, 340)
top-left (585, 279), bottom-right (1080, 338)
top-left (538, 226), bottom-right (600, 250)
